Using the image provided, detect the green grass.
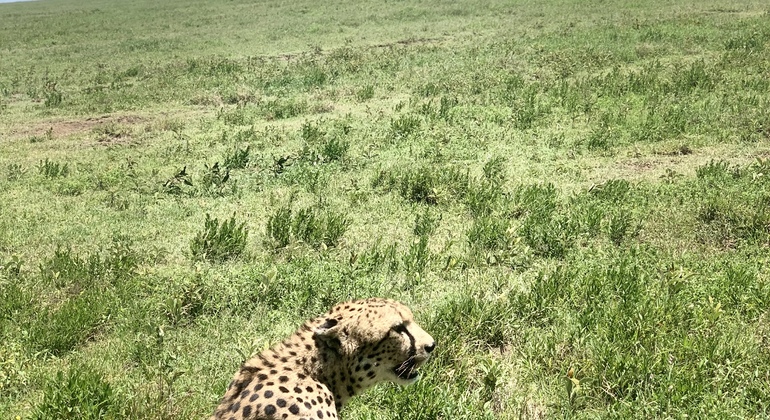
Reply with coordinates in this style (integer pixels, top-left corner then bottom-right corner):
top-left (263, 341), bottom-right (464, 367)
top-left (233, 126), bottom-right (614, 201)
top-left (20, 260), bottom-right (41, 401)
top-left (2, 0), bottom-right (770, 418)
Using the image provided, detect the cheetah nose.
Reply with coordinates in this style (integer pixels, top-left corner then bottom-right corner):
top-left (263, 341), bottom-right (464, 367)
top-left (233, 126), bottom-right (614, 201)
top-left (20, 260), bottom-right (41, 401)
top-left (424, 341), bottom-right (436, 353)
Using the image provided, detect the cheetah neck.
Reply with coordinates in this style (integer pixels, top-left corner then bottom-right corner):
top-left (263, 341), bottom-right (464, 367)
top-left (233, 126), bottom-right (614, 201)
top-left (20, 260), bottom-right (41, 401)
top-left (271, 321), bottom-right (381, 411)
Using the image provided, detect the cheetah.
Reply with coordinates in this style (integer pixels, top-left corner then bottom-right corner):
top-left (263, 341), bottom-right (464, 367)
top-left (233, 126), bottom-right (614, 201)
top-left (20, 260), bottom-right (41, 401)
top-left (211, 298), bottom-right (436, 420)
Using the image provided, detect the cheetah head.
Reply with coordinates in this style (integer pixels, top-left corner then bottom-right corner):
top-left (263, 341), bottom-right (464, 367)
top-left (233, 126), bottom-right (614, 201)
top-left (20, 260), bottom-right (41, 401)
top-left (313, 298), bottom-right (436, 386)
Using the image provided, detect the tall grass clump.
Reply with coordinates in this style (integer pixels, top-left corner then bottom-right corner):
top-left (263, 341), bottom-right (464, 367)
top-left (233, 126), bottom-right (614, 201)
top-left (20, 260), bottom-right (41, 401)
top-left (33, 366), bottom-right (119, 420)
top-left (27, 291), bottom-right (111, 356)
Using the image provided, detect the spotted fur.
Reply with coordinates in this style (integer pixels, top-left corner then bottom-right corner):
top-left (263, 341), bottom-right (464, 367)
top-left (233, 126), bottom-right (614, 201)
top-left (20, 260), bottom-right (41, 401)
top-left (211, 298), bottom-right (436, 420)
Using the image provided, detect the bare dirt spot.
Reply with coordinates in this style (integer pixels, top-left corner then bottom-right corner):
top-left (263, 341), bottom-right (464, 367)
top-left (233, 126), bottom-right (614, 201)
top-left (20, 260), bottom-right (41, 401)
top-left (4, 114), bottom-right (148, 143)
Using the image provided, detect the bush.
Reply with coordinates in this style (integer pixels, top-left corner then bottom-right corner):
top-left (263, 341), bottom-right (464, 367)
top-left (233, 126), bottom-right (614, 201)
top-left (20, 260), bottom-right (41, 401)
top-left (190, 214), bottom-right (248, 262)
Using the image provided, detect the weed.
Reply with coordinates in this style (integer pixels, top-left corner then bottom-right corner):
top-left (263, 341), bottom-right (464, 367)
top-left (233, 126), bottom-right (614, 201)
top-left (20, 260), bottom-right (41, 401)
top-left (518, 211), bottom-right (574, 259)
top-left (162, 166), bottom-right (193, 195)
top-left (590, 179), bottom-right (631, 203)
top-left (6, 163), bottom-right (26, 181)
top-left (390, 114), bottom-right (422, 140)
top-left (298, 121), bottom-right (350, 164)
top-left (413, 207), bottom-right (441, 237)
top-left (190, 214), bottom-right (248, 262)
top-left (431, 290), bottom-right (511, 350)
top-left (33, 366), bottom-right (118, 420)
top-left (302, 63), bottom-right (328, 88)
top-left (266, 202), bottom-right (349, 249)
top-left (511, 85), bottom-right (550, 130)
top-left (696, 160), bottom-right (739, 181)
top-left (29, 127), bottom-right (54, 143)
top-left (43, 81), bottom-right (63, 107)
top-left (607, 209), bottom-right (634, 245)
top-left (128, 326), bottom-right (188, 419)
top-left (465, 180), bottom-right (502, 218)
top-left (199, 162), bottom-right (234, 196)
top-left (467, 216), bottom-right (511, 253)
top-left (163, 276), bottom-right (211, 326)
top-left (261, 98), bottom-right (308, 120)
top-left (672, 60), bottom-right (717, 92)
top-left (222, 145), bottom-right (251, 170)
top-left (28, 290), bottom-right (110, 356)
top-left (320, 135), bottom-right (349, 163)
top-left (356, 85), bottom-right (375, 101)
top-left (217, 105), bottom-right (253, 126)
top-left (38, 159), bottom-right (69, 178)
top-left (403, 235), bottom-right (431, 274)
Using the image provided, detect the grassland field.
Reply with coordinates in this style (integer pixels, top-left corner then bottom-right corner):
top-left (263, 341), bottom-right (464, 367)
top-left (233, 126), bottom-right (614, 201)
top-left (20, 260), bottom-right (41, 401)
top-left (1, 0), bottom-right (770, 418)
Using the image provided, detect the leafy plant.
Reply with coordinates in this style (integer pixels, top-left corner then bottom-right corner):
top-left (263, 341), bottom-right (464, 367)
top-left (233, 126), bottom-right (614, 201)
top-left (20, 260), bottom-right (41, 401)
top-left (33, 366), bottom-right (118, 420)
top-left (27, 291), bottom-right (110, 356)
top-left (38, 159), bottom-right (69, 178)
top-left (190, 214), bottom-right (248, 262)
top-left (390, 114), bottom-right (422, 140)
top-left (6, 163), bottom-right (26, 181)
top-left (162, 166), bottom-right (193, 195)
top-left (356, 85), bottom-right (375, 101)
top-left (266, 203), bottom-right (349, 249)
top-left (223, 145), bottom-right (251, 169)
top-left (413, 207), bottom-right (441, 237)
top-left (199, 161), bottom-right (233, 195)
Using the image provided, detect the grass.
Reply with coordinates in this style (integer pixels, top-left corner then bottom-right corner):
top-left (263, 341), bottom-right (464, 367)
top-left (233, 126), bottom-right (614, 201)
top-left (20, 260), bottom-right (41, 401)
top-left (1, 0), bottom-right (770, 418)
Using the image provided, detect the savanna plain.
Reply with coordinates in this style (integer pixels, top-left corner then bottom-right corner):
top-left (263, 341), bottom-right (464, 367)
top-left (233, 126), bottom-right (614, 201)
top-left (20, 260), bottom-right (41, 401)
top-left (1, 0), bottom-right (770, 418)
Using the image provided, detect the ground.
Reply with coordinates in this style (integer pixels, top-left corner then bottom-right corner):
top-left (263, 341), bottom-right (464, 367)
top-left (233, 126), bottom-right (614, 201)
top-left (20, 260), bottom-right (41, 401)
top-left (1, 0), bottom-right (769, 418)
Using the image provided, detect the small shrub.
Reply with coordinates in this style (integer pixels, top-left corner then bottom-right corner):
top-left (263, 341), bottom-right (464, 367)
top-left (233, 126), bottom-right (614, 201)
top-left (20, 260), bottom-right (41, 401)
top-left (162, 276), bottom-right (211, 326)
top-left (696, 160), bottom-right (739, 181)
top-left (413, 208), bottom-right (441, 237)
top-left (320, 135), bottom-right (349, 163)
top-left (467, 216), bottom-right (511, 253)
top-left (302, 64), bottom-right (328, 88)
top-left (301, 120), bottom-right (325, 143)
top-left (512, 183), bottom-right (558, 218)
top-left (28, 291), bottom-right (109, 356)
top-left (266, 203), bottom-right (349, 249)
top-left (390, 114), bottom-right (422, 140)
top-left (356, 85), bottom-right (375, 101)
top-left (589, 179), bottom-right (631, 202)
top-left (38, 159), bottom-right (69, 178)
top-left (607, 209), bottom-right (634, 245)
top-left (222, 145), bottom-right (251, 170)
top-left (266, 204), bottom-right (293, 248)
top-left (33, 366), bottom-right (118, 420)
top-left (162, 166), bottom-right (193, 195)
top-left (199, 161), bottom-right (234, 195)
top-left (190, 214), bottom-right (248, 262)
top-left (465, 181), bottom-right (502, 218)
top-left (261, 98), bottom-right (308, 120)
top-left (570, 199), bottom-right (604, 238)
top-left (44, 83), bottom-right (63, 108)
top-left (6, 163), bottom-right (26, 181)
top-left (217, 105), bottom-right (253, 126)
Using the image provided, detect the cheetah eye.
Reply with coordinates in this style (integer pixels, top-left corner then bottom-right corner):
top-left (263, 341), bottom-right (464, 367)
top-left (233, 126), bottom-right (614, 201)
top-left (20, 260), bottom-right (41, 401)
top-left (391, 323), bottom-right (408, 334)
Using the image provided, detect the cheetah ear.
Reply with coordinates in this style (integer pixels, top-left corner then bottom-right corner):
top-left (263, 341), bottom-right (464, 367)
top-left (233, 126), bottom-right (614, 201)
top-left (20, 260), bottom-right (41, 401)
top-left (313, 318), bottom-right (346, 353)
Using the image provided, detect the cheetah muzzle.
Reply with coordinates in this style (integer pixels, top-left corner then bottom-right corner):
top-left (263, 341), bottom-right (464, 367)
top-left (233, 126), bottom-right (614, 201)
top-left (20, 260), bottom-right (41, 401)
top-left (211, 298), bottom-right (436, 420)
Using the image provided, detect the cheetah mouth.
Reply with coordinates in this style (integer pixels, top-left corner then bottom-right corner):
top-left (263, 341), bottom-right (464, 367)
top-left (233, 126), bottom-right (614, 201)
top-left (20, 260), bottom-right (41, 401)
top-left (393, 359), bottom-right (420, 381)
